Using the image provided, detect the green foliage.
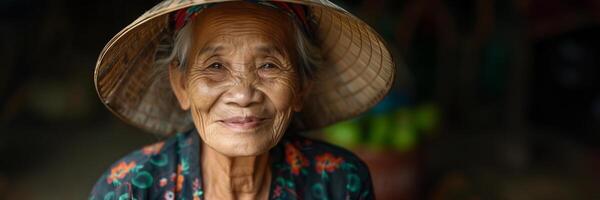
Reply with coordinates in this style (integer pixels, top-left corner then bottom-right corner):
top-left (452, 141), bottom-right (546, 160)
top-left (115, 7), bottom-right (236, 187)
top-left (323, 103), bottom-right (440, 151)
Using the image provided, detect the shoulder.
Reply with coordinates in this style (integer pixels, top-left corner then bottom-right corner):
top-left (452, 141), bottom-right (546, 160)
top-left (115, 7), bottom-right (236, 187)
top-left (89, 131), bottom-right (193, 200)
top-left (282, 134), bottom-right (370, 174)
top-left (274, 135), bottom-right (375, 199)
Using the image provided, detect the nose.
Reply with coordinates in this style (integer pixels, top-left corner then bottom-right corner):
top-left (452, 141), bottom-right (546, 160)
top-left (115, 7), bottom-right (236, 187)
top-left (223, 82), bottom-right (264, 107)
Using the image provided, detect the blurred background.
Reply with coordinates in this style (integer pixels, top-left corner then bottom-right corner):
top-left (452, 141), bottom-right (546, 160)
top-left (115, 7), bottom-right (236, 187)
top-left (1, 0), bottom-right (599, 199)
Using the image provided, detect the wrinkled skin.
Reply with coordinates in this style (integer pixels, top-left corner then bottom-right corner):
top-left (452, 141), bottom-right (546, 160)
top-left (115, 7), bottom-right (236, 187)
top-left (170, 1), bottom-right (304, 158)
top-left (169, 2), bottom-right (309, 199)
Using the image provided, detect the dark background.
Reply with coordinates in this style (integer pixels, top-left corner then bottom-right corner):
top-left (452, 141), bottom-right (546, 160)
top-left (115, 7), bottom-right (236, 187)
top-left (1, 0), bottom-right (599, 199)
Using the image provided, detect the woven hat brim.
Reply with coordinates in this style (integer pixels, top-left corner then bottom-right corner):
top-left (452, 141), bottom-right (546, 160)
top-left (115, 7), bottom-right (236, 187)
top-left (94, 0), bottom-right (395, 136)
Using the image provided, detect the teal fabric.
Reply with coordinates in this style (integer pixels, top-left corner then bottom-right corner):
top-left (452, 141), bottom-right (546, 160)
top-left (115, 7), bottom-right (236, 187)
top-left (89, 129), bottom-right (374, 200)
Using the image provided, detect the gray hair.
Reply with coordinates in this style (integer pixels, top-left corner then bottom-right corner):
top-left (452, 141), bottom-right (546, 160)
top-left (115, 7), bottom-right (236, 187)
top-left (151, 15), bottom-right (322, 131)
top-left (153, 16), bottom-right (322, 88)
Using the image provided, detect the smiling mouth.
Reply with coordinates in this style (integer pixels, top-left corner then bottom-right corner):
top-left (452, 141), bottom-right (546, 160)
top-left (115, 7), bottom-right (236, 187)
top-left (218, 116), bottom-right (268, 130)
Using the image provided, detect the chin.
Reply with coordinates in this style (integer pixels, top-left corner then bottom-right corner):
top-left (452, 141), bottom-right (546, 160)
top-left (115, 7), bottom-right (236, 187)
top-left (207, 129), bottom-right (278, 157)
top-left (215, 140), bottom-right (272, 157)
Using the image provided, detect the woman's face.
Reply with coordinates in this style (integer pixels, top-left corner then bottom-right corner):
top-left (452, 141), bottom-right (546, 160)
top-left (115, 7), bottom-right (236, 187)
top-left (170, 2), bottom-right (305, 157)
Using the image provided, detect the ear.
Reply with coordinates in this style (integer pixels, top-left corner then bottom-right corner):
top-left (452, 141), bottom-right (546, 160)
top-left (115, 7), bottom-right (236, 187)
top-left (169, 61), bottom-right (191, 110)
top-left (293, 80), bottom-right (313, 112)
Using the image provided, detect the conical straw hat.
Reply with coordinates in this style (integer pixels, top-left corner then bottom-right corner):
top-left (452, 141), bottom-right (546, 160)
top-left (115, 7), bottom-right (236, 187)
top-left (94, 0), bottom-right (395, 136)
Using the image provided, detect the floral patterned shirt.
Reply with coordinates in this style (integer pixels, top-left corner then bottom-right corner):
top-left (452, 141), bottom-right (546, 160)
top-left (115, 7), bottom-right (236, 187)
top-left (89, 129), bottom-right (374, 200)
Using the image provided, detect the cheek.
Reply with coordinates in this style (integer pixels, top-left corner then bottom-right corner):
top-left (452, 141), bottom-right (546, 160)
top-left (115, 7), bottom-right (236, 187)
top-left (262, 85), bottom-right (293, 111)
top-left (186, 77), bottom-right (230, 137)
top-left (258, 76), bottom-right (299, 110)
top-left (186, 76), bottom-right (229, 111)
top-left (187, 79), bottom-right (226, 146)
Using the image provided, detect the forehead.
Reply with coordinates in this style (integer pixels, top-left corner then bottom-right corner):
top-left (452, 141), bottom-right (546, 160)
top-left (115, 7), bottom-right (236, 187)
top-left (189, 2), bottom-right (296, 54)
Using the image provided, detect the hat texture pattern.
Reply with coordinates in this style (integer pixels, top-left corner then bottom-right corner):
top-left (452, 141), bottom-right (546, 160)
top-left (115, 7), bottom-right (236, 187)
top-left (94, 0), bottom-right (395, 135)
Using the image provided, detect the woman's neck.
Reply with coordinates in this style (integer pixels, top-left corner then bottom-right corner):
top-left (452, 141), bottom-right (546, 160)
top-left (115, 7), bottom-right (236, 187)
top-left (201, 142), bottom-right (271, 200)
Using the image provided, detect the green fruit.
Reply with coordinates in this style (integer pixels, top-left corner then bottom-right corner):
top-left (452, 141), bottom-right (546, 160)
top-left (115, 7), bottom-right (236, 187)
top-left (391, 109), bottom-right (417, 151)
top-left (324, 120), bottom-right (361, 148)
top-left (367, 114), bottom-right (392, 150)
top-left (415, 103), bottom-right (439, 133)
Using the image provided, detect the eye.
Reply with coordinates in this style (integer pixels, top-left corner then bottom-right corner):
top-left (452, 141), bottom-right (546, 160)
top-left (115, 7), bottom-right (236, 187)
top-left (208, 62), bottom-right (224, 70)
top-left (260, 63), bottom-right (278, 69)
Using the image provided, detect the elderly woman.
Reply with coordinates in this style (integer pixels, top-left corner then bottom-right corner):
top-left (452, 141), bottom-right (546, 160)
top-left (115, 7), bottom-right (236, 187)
top-left (90, 0), bottom-right (394, 199)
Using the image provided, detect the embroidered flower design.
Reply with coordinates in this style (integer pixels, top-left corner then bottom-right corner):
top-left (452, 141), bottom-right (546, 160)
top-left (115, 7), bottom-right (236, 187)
top-left (159, 178), bottom-right (168, 187)
top-left (273, 185), bottom-right (283, 198)
top-left (164, 191), bottom-right (174, 200)
top-left (192, 178), bottom-right (204, 199)
top-left (193, 178), bottom-right (200, 190)
top-left (170, 173), bottom-right (176, 181)
top-left (142, 142), bottom-right (165, 155)
top-left (176, 164), bottom-right (185, 192)
top-left (285, 143), bottom-right (309, 175)
top-left (176, 174), bottom-right (184, 192)
top-left (315, 153), bottom-right (344, 174)
top-left (107, 161), bottom-right (137, 184)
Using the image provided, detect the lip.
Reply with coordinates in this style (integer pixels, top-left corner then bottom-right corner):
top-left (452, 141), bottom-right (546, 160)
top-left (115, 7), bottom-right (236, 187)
top-left (218, 116), bottom-right (268, 130)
